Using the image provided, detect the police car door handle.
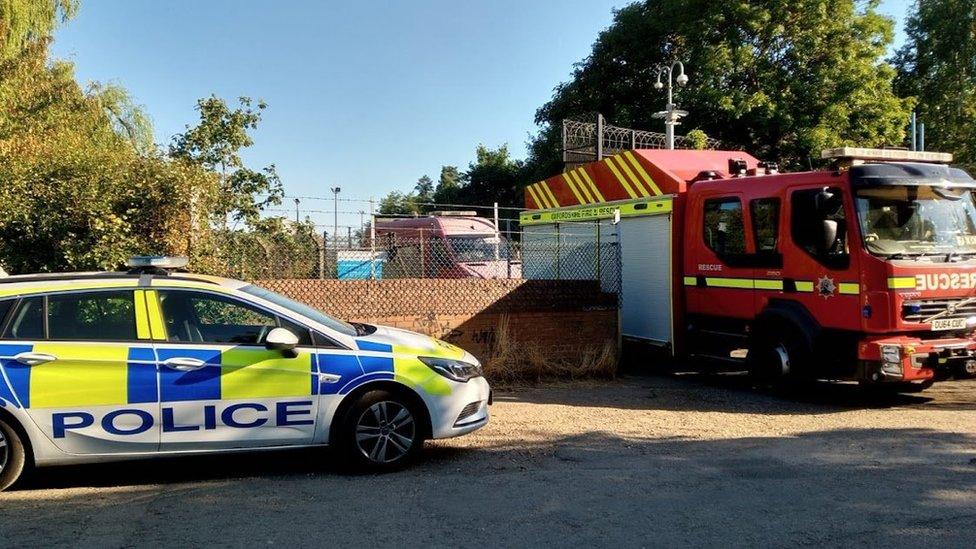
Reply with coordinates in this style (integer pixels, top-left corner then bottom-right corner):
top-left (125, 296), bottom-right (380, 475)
top-left (12, 352), bottom-right (56, 366)
top-left (162, 357), bottom-right (207, 371)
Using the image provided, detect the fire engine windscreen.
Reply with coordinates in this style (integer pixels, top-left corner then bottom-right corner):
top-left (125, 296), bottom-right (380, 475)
top-left (855, 185), bottom-right (976, 258)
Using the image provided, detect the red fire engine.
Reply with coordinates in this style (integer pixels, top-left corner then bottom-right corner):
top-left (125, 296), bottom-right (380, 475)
top-left (521, 147), bottom-right (976, 391)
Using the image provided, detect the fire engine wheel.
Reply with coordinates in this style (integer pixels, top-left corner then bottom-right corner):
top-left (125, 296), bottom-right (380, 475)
top-left (747, 325), bottom-right (809, 387)
top-left (0, 416), bottom-right (28, 492)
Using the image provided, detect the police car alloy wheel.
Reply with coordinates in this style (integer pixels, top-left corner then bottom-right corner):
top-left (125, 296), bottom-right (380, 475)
top-left (340, 390), bottom-right (424, 470)
top-left (0, 418), bottom-right (28, 491)
top-left (355, 401), bottom-right (416, 463)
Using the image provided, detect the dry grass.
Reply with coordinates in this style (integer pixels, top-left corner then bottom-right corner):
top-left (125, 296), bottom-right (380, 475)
top-left (482, 314), bottom-right (618, 386)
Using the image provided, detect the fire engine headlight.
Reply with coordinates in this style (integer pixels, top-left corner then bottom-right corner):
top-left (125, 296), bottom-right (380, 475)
top-left (419, 356), bottom-right (483, 382)
top-left (880, 345), bottom-right (903, 375)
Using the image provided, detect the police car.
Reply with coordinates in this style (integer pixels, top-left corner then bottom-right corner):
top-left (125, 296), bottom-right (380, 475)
top-left (0, 257), bottom-right (490, 490)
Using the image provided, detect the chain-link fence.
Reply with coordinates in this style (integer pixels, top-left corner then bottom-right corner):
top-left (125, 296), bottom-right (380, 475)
top-left (209, 219), bottom-right (619, 292)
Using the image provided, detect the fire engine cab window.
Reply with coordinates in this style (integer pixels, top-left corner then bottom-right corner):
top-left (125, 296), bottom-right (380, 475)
top-left (750, 198), bottom-right (780, 252)
top-left (703, 198), bottom-right (746, 256)
top-left (791, 187), bottom-right (849, 268)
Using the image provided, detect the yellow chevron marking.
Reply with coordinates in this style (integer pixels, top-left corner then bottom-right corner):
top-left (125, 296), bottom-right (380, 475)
top-left (527, 184), bottom-right (548, 209)
top-left (578, 168), bottom-right (605, 202)
top-left (569, 170), bottom-right (596, 204)
top-left (603, 157), bottom-right (637, 199)
top-left (561, 173), bottom-right (586, 205)
top-left (623, 151), bottom-right (663, 196)
top-left (540, 181), bottom-right (560, 207)
top-left (613, 155), bottom-right (650, 198)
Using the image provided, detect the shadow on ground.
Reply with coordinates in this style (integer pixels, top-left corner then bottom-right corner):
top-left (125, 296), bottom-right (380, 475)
top-left (497, 369), bottom-right (976, 414)
top-left (1, 427), bottom-right (975, 548)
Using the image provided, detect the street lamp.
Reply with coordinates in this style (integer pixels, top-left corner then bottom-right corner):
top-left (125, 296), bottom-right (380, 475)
top-left (293, 198), bottom-right (301, 225)
top-left (330, 186), bottom-right (341, 248)
top-left (651, 61), bottom-right (689, 149)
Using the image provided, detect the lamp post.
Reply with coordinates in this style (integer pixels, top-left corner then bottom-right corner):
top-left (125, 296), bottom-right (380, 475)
top-left (293, 198), bottom-right (301, 225)
top-left (651, 61), bottom-right (689, 149)
top-left (330, 186), bottom-right (341, 249)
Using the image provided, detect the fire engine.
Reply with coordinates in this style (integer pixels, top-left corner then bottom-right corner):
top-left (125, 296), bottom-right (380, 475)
top-left (521, 147), bottom-right (976, 392)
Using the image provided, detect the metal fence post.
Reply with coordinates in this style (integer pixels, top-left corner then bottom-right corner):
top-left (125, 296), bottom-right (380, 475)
top-left (419, 228), bottom-right (426, 279)
top-left (596, 221), bottom-right (602, 282)
top-left (369, 198), bottom-right (376, 280)
top-left (555, 224), bottom-right (561, 280)
top-left (596, 113), bottom-right (604, 161)
top-left (319, 230), bottom-right (326, 279)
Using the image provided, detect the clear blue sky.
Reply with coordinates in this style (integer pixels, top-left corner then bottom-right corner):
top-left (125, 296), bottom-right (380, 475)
top-left (51, 0), bottom-right (913, 230)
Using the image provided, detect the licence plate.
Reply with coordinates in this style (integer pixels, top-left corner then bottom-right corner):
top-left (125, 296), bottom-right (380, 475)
top-left (931, 317), bottom-right (968, 331)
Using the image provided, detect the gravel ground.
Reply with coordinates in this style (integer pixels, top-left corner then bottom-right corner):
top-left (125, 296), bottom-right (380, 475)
top-left (1, 373), bottom-right (975, 548)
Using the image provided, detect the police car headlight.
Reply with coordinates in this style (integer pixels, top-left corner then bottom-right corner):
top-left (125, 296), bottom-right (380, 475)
top-left (419, 357), bottom-right (483, 382)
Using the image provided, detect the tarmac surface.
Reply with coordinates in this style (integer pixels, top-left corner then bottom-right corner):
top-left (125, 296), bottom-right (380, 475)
top-left (1, 373), bottom-right (975, 548)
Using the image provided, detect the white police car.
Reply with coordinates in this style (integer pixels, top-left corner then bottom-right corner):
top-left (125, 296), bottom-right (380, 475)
top-left (0, 257), bottom-right (490, 490)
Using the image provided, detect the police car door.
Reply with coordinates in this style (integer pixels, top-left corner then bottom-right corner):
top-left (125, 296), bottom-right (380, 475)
top-left (151, 289), bottom-right (318, 450)
top-left (0, 289), bottom-right (160, 454)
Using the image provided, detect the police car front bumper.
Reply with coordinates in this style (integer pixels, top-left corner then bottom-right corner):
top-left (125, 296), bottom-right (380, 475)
top-left (429, 376), bottom-right (491, 439)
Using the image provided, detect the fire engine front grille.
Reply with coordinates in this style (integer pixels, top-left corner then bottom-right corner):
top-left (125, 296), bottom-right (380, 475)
top-left (902, 299), bottom-right (976, 323)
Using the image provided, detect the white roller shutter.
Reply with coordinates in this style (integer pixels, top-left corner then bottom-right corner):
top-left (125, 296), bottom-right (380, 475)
top-left (619, 214), bottom-right (673, 347)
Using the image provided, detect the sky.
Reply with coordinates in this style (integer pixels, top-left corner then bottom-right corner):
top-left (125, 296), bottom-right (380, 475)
top-left (51, 0), bottom-right (914, 230)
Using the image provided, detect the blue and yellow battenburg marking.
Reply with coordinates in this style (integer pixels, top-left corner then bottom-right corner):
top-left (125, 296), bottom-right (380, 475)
top-left (0, 337), bottom-right (464, 410)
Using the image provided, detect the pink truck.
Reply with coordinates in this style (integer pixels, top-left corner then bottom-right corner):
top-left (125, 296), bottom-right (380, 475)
top-left (375, 212), bottom-right (520, 279)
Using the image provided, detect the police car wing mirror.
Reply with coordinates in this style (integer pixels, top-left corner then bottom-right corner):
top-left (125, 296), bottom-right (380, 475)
top-left (266, 327), bottom-right (300, 355)
top-left (822, 219), bottom-right (839, 252)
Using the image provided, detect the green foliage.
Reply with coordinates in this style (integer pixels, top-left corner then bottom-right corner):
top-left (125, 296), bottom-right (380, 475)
top-left (528, 0), bottom-right (912, 174)
top-left (212, 217), bottom-right (320, 280)
top-left (0, 41), bottom-right (218, 273)
top-left (434, 165), bottom-right (462, 204)
top-left (459, 144), bottom-right (525, 207)
top-left (685, 129), bottom-right (709, 150)
top-left (414, 175), bottom-right (434, 203)
top-left (88, 82), bottom-right (155, 153)
top-left (379, 190), bottom-right (420, 216)
top-left (893, 0), bottom-right (976, 166)
top-left (0, 0), bottom-right (77, 58)
top-left (170, 96), bottom-right (283, 226)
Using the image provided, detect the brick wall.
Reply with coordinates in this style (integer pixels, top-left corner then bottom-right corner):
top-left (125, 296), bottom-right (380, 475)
top-left (256, 279), bottom-right (618, 369)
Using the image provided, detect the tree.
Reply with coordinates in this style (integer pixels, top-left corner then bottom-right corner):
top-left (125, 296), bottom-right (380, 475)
top-left (528, 0), bottom-right (912, 178)
top-left (461, 144), bottom-right (525, 207)
top-left (0, 0), bottom-right (77, 58)
top-left (893, 0), bottom-right (976, 166)
top-left (414, 174), bottom-right (434, 212)
top-left (170, 96), bottom-right (283, 226)
top-left (0, 41), bottom-right (217, 273)
top-left (379, 190), bottom-right (420, 216)
top-left (434, 165), bottom-right (462, 204)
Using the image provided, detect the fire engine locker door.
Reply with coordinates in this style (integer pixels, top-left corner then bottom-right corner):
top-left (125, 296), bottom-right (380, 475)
top-left (619, 214), bottom-right (673, 346)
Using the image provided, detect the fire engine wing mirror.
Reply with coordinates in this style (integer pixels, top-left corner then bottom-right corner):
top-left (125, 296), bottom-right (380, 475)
top-left (822, 219), bottom-right (839, 252)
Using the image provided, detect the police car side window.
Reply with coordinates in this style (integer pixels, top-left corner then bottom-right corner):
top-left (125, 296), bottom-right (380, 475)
top-left (159, 291), bottom-right (311, 346)
top-left (47, 291), bottom-right (137, 341)
top-left (3, 297), bottom-right (44, 340)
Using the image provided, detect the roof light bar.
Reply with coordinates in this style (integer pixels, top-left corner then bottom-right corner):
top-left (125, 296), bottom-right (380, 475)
top-left (126, 256), bottom-right (188, 270)
top-left (821, 147), bottom-right (953, 164)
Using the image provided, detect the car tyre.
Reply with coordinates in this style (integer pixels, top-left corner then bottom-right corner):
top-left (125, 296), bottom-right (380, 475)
top-left (0, 417), bottom-right (29, 492)
top-left (338, 390), bottom-right (424, 472)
